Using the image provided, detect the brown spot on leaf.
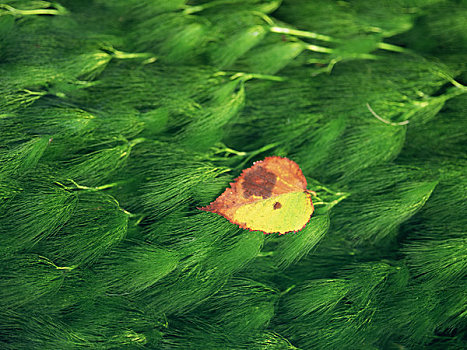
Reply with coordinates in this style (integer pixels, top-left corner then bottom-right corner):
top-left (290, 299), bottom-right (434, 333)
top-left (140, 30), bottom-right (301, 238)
top-left (242, 166), bottom-right (276, 199)
top-left (273, 202), bottom-right (282, 210)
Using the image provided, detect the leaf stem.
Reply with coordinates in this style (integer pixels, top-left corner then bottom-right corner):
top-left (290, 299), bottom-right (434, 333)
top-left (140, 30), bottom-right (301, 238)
top-left (366, 103), bottom-right (409, 126)
top-left (376, 42), bottom-right (407, 53)
top-left (270, 26), bottom-right (336, 43)
top-left (230, 72), bottom-right (285, 82)
top-left (101, 45), bottom-right (157, 63)
top-left (55, 179), bottom-right (121, 191)
top-left (304, 43), bottom-right (334, 54)
top-left (280, 285), bottom-right (296, 296)
top-left (39, 256), bottom-right (75, 271)
top-left (236, 142), bottom-right (281, 169)
top-left (436, 71), bottom-right (467, 91)
top-left (326, 192), bottom-right (350, 209)
top-left (271, 25), bottom-right (407, 57)
top-left (21, 89), bottom-right (47, 96)
top-left (219, 146), bottom-right (247, 156)
top-left (0, 3), bottom-right (67, 16)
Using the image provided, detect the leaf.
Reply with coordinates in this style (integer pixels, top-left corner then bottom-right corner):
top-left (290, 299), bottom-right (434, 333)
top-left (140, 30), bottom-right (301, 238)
top-left (199, 156), bottom-right (314, 234)
top-left (333, 181), bottom-right (438, 244)
top-left (210, 25), bottom-right (268, 68)
top-left (0, 137), bottom-right (50, 179)
top-left (238, 41), bottom-right (305, 74)
top-left (40, 192), bottom-right (128, 267)
top-left (0, 254), bottom-right (64, 309)
top-left (0, 184), bottom-right (78, 252)
top-left (274, 212), bottom-right (330, 268)
top-left (93, 243), bottom-right (179, 294)
top-left (179, 79), bottom-right (246, 152)
top-left (196, 278), bottom-right (279, 335)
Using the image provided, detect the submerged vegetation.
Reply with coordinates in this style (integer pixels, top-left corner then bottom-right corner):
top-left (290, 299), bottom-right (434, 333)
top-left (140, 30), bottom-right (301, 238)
top-left (0, 0), bottom-right (466, 348)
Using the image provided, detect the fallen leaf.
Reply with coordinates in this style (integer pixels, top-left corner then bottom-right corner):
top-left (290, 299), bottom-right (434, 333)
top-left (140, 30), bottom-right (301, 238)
top-left (199, 156), bottom-right (314, 234)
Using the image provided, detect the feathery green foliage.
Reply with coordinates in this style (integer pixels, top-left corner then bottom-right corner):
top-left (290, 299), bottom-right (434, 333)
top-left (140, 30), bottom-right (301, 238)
top-left (1, 0), bottom-right (466, 349)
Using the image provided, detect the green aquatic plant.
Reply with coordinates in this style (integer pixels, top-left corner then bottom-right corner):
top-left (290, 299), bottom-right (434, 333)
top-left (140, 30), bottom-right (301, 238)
top-left (1, 0), bottom-right (466, 349)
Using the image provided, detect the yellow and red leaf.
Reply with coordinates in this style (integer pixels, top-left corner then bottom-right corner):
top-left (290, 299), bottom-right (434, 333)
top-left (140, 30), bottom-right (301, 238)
top-left (199, 156), bottom-right (314, 234)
